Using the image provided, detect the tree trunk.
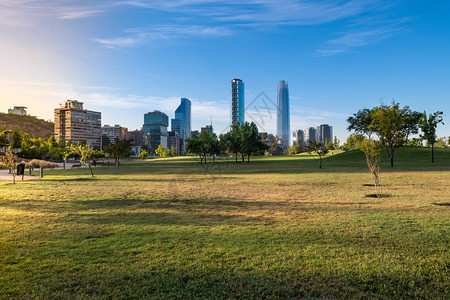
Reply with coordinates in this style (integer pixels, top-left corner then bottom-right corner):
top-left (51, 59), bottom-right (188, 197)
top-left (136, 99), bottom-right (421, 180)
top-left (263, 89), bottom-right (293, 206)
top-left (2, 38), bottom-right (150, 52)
top-left (319, 156), bottom-right (322, 169)
top-left (241, 154), bottom-right (244, 162)
top-left (432, 145), bottom-right (434, 163)
top-left (247, 154), bottom-right (250, 164)
top-left (88, 164), bottom-right (94, 177)
top-left (235, 153), bottom-right (238, 163)
top-left (390, 148), bottom-right (394, 167)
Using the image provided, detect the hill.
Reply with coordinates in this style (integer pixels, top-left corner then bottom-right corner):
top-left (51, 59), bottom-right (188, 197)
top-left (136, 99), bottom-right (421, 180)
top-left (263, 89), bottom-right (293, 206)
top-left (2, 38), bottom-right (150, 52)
top-left (0, 113), bottom-right (54, 139)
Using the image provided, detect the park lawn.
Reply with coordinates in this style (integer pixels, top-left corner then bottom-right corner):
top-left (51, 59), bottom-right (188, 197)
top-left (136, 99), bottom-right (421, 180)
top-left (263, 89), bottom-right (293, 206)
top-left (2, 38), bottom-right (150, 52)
top-left (0, 147), bottom-right (449, 299)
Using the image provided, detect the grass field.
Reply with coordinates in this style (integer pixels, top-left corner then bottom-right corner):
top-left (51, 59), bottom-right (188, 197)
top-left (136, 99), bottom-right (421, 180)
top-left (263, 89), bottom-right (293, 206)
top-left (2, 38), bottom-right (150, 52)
top-left (1, 147), bottom-right (449, 299)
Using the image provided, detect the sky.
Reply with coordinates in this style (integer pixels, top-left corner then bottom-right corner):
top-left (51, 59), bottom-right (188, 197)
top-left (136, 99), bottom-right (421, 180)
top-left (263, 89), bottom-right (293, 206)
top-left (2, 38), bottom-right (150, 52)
top-left (1, 0), bottom-right (449, 142)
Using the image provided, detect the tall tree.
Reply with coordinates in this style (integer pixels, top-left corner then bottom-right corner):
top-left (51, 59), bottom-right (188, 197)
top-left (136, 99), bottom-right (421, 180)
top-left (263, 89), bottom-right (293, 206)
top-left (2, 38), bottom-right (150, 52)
top-left (371, 102), bottom-right (409, 167)
top-left (223, 124), bottom-right (241, 163)
top-left (419, 111), bottom-right (444, 162)
top-left (11, 130), bottom-right (22, 149)
top-left (240, 122), bottom-right (266, 163)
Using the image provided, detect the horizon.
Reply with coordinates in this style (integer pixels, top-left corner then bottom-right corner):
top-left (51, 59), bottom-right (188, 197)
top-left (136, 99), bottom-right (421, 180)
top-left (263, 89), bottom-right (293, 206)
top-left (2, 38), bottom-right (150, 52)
top-left (1, 1), bottom-right (449, 141)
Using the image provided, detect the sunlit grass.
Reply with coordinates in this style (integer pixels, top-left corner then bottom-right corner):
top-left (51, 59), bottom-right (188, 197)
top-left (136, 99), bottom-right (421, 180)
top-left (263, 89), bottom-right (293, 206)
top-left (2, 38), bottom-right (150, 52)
top-left (0, 147), bottom-right (449, 298)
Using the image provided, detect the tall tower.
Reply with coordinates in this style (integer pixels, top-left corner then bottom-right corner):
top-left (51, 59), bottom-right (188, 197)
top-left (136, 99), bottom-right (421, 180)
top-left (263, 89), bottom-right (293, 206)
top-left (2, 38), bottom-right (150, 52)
top-left (171, 98), bottom-right (191, 153)
top-left (231, 79), bottom-right (245, 125)
top-left (277, 80), bottom-right (290, 148)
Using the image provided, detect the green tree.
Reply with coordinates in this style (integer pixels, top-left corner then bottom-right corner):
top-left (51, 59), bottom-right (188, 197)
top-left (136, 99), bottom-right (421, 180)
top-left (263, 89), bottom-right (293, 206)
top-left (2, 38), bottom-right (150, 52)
top-left (240, 122), bottom-right (266, 163)
top-left (371, 102), bottom-right (409, 167)
top-left (169, 146), bottom-right (177, 157)
top-left (306, 140), bottom-right (332, 169)
top-left (65, 143), bottom-right (95, 177)
top-left (343, 134), bottom-right (364, 151)
top-left (288, 145), bottom-right (301, 155)
top-left (403, 110), bottom-right (423, 144)
top-left (47, 135), bottom-right (58, 148)
top-left (223, 124), bottom-right (241, 162)
top-left (419, 111), bottom-right (444, 162)
top-left (435, 138), bottom-right (446, 148)
top-left (0, 129), bottom-right (12, 151)
top-left (11, 130), bottom-right (22, 149)
top-left (104, 137), bottom-right (133, 166)
top-left (357, 137), bottom-right (382, 197)
top-left (333, 136), bottom-right (340, 150)
top-left (347, 108), bottom-right (375, 138)
top-left (102, 135), bottom-right (111, 150)
top-left (138, 149), bottom-right (149, 159)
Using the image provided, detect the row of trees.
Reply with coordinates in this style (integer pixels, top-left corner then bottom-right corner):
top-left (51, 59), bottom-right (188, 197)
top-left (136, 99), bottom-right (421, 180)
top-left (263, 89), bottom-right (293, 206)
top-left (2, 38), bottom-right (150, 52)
top-left (186, 122), bottom-right (267, 163)
top-left (347, 102), bottom-right (444, 166)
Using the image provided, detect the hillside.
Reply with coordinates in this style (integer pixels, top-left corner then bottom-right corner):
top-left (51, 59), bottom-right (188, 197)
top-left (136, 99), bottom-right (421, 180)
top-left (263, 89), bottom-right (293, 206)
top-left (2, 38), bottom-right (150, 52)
top-left (0, 113), bottom-right (54, 139)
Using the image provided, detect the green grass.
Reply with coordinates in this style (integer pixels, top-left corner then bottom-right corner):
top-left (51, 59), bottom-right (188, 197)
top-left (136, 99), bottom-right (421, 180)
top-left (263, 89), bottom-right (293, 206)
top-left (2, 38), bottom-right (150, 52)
top-left (1, 147), bottom-right (449, 299)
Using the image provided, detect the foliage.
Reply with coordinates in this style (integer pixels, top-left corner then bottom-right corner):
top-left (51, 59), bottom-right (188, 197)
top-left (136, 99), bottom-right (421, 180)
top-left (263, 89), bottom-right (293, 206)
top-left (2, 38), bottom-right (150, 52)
top-left (65, 143), bottom-right (95, 177)
top-left (306, 140), bottom-right (332, 168)
top-left (357, 137), bottom-right (382, 197)
top-left (0, 151), bottom-right (18, 184)
top-left (222, 124), bottom-right (242, 162)
top-left (155, 145), bottom-right (168, 158)
top-left (288, 145), bottom-right (302, 155)
top-left (419, 111), bottom-right (444, 162)
top-left (435, 138), bottom-right (446, 148)
top-left (169, 146), bottom-right (178, 157)
top-left (11, 130), bottom-right (23, 149)
top-left (402, 110), bottom-right (423, 143)
top-left (240, 122), bottom-right (266, 163)
top-left (346, 108), bottom-right (375, 137)
top-left (370, 102), bottom-right (409, 167)
top-left (104, 137), bottom-right (133, 166)
top-left (333, 136), bottom-right (340, 150)
top-left (138, 149), bottom-right (149, 159)
top-left (342, 134), bottom-right (364, 151)
top-left (408, 137), bottom-right (423, 147)
top-left (0, 129), bottom-right (12, 150)
top-left (102, 135), bottom-right (111, 149)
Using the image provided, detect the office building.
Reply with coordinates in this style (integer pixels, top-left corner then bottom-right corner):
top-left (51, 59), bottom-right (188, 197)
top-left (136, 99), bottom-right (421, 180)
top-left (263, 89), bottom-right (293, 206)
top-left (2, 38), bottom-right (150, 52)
top-left (305, 127), bottom-right (316, 146)
top-left (201, 122), bottom-right (213, 134)
top-left (171, 98), bottom-right (191, 152)
top-left (8, 106), bottom-right (27, 116)
top-left (293, 130), bottom-right (305, 147)
top-left (167, 131), bottom-right (181, 154)
top-left (127, 129), bottom-right (143, 147)
top-left (277, 80), bottom-right (290, 149)
top-left (231, 78), bottom-right (245, 125)
top-left (317, 124), bottom-right (333, 145)
top-left (54, 100), bottom-right (101, 149)
top-left (102, 124), bottom-right (128, 142)
top-left (191, 130), bottom-right (200, 137)
top-left (143, 110), bottom-right (168, 150)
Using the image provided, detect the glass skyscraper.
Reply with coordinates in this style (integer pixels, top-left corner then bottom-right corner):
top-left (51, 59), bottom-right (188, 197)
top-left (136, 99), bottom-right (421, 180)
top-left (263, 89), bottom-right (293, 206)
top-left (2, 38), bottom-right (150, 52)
top-left (171, 98), bottom-right (191, 152)
top-left (277, 80), bottom-right (290, 148)
top-left (143, 110), bottom-right (169, 151)
top-left (231, 78), bottom-right (245, 125)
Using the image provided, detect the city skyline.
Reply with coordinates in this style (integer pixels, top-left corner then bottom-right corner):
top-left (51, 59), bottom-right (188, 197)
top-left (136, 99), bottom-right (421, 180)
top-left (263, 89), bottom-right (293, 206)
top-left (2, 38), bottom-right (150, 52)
top-left (277, 80), bottom-right (290, 147)
top-left (0, 1), bottom-right (449, 140)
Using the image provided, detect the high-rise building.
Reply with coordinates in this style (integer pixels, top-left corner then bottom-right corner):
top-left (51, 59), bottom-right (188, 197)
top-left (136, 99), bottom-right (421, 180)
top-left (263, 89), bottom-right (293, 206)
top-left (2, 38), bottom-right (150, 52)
top-left (317, 124), bottom-right (333, 145)
top-left (102, 124), bottom-right (128, 142)
top-left (171, 98), bottom-right (191, 153)
top-left (8, 106), bottom-right (27, 116)
top-left (54, 100), bottom-right (101, 149)
top-left (277, 80), bottom-right (290, 149)
top-left (293, 130), bottom-right (305, 147)
top-left (305, 127), bottom-right (316, 146)
top-left (143, 110), bottom-right (168, 150)
top-left (231, 78), bottom-right (245, 125)
top-left (127, 129), bottom-right (143, 146)
top-left (191, 130), bottom-right (200, 137)
top-left (201, 122), bottom-right (213, 134)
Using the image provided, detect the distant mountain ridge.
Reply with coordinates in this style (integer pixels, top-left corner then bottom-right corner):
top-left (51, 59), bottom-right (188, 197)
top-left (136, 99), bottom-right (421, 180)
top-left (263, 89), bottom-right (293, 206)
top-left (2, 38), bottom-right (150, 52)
top-left (0, 112), bottom-right (54, 139)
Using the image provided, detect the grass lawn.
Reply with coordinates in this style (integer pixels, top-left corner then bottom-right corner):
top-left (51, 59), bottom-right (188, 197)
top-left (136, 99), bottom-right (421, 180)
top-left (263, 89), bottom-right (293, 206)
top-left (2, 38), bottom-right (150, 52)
top-left (0, 147), bottom-right (449, 298)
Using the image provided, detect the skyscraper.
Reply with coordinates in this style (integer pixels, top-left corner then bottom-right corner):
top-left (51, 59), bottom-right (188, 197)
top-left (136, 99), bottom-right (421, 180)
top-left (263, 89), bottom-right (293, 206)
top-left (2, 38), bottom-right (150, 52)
top-left (143, 110), bottom-right (169, 150)
top-left (277, 80), bottom-right (290, 148)
top-left (54, 100), bottom-right (101, 149)
top-left (305, 127), bottom-right (316, 146)
top-left (293, 130), bottom-right (305, 147)
top-left (317, 124), bottom-right (333, 145)
top-left (171, 98), bottom-right (191, 153)
top-left (231, 78), bottom-right (244, 125)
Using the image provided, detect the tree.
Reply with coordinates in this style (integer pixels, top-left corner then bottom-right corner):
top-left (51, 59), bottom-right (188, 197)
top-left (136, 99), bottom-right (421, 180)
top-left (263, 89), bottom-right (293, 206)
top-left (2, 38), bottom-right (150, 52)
top-left (0, 129), bottom-right (12, 151)
top-left (47, 135), bottom-right (58, 148)
top-left (138, 149), bottom-right (149, 159)
top-left (240, 122), bottom-right (266, 163)
top-left (186, 135), bottom-right (201, 160)
top-left (288, 145), bottom-right (302, 155)
top-left (104, 137), bottom-right (133, 166)
top-left (11, 130), bottom-right (22, 149)
top-left (306, 140), bottom-right (331, 169)
top-left (435, 138), bottom-right (446, 148)
top-left (65, 144), bottom-right (95, 177)
top-left (408, 137), bottom-right (423, 147)
top-left (403, 110), bottom-right (422, 144)
top-left (342, 134), bottom-right (364, 151)
top-left (102, 135), bottom-right (111, 150)
top-left (370, 102), bottom-right (409, 167)
top-left (268, 135), bottom-right (282, 156)
top-left (223, 124), bottom-right (241, 162)
top-left (169, 146), bottom-right (178, 157)
top-left (419, 111), bottom-right (444, 162)
top-left (347, 108), bottom-right (375, 138)
top-left (0, 151), bottom-right (18, 184)
top-left (155, 144), bottom-right (168, 158)
top-left (357, 137), bottom-right (382, 197)
top-left (333, 136), bottom-right (340, 150)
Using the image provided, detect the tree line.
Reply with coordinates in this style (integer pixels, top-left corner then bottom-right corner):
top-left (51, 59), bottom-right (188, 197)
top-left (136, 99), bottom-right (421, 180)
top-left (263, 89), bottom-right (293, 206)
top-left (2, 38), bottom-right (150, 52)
top-left (185, 122), bottom-right (267, 163)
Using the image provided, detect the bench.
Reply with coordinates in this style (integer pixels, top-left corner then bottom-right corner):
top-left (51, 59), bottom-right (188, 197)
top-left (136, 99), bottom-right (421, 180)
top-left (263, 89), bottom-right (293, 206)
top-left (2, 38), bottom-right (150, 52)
top-left (71, 164), bottom-right (82, 168)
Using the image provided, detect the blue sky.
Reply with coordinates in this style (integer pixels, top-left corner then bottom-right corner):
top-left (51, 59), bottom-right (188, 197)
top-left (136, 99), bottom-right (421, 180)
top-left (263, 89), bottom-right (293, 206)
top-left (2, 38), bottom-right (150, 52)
top-left (0, 0), bottom-right (449, 141)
